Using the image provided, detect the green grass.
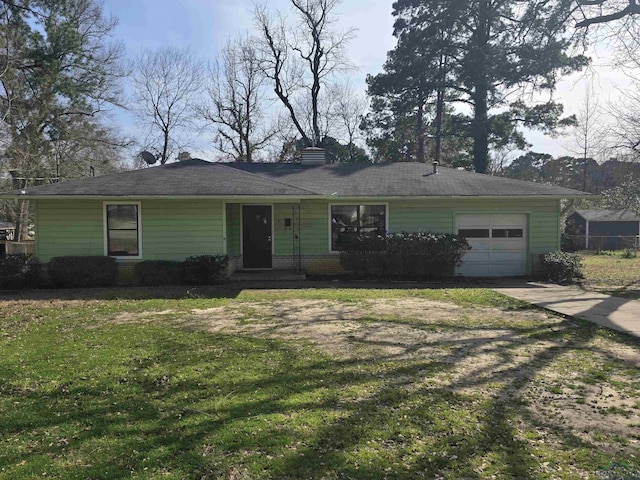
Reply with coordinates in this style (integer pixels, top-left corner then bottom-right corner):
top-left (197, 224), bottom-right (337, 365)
top-left (1, 287), bottom-right (638, 479)
top-left (582, 252), bottom-right (640, 285)
top-left (581, 252), bottom-right (640, 298)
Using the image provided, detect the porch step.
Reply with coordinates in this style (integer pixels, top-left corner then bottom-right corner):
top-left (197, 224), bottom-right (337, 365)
top-left (230, 270), bottom-right (306, 282)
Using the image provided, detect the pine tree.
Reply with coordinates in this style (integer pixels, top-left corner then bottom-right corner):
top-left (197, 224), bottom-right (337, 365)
top-left (363, 28), bottom-right (472, 166)
top-left (0, 0), bottom-right (126, 238)
top-left (385, 0), bottom-right (588, 173)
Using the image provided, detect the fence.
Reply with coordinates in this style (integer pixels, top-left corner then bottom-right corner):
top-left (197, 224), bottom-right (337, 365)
top-left (562, 235), bottom-right (640, 253)
top-left (0, 241), bottom-right (35, 256)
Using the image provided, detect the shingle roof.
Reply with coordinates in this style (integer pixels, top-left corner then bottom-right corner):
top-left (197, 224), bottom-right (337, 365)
top-left (1, 159), bottom-right (589, 198)
top-left (227, 162), bottom-right (587, 197)
top-left (574, 209), bottom-right (640, 222)
top-left (1, 160), bottom-right (316, 197)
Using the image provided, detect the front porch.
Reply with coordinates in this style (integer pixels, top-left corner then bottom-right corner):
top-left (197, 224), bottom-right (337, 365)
top-left (225, 201), bottom-right (305, 272)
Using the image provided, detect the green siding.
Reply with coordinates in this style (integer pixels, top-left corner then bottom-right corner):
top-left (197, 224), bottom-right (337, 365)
top-left (34, 197), bottom-right (561, 264)
top-left (35, 200), bottom-right (104, 261)
top-left (35, 198), bottom-right (225, 262)
top-left (286, 198), bottom-right (560, 257)
top-left (299, 200), bottom-right (328, 255)
top-left (274, 203), bottom-right (297, 256)
top-left (141, 199), bottom-right (224, 260)
top-left (530, 206), bottom-right (561, 253)
top-left (226, 203), bottom-right (241, 256)
top-left (390, 198), bottom-right (559, 250)
top-left (388, 199), bottom-right (455, 233)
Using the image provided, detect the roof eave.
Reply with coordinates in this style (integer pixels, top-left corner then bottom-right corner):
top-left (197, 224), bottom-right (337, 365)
top-left (0, 194), bottom-right (320, 200)
top-left (0, 193), bottom-right (593, 200)
top-left (321, 194), bottom-right (591, 200)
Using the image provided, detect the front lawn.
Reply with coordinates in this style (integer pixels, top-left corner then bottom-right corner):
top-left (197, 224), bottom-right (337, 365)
top-left (581, 252), bottom-right (640, 298)
top-left (1, 286), bottom-right (639, 479)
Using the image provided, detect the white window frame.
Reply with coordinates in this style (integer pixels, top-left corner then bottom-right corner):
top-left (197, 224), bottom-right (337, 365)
top-left (103, 201), bottom-right (142, 259)
top-left (328, 202), bottom-right (389, 253)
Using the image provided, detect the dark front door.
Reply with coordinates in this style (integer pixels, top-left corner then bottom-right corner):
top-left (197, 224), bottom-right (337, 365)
top-left (242, 205), bottom-right (272, 268)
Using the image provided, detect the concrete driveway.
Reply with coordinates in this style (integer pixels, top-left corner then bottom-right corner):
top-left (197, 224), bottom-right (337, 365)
top-left (493, 282), bottom-right (640, 338)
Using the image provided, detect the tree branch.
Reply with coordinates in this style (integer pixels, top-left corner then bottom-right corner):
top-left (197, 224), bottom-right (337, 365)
top-left (576, 0), bottom-right (640, 27)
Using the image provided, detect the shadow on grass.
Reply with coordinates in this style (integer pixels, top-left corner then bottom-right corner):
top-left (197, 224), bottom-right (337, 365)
top-left (591, 280), bottom-right (640, 301)
top-left (0, 277), bottom-right (515, 301)
top-left (2, 293), bottom-right (637, 480)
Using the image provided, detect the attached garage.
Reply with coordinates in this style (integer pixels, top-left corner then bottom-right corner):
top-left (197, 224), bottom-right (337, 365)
top-left (456, 214), bottom-right (527, 277)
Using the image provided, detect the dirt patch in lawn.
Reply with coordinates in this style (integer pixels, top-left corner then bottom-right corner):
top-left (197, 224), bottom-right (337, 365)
top-left (180, 298), bottom-right (549, 360)
top-left (109, 296), bottom-right (640, 459)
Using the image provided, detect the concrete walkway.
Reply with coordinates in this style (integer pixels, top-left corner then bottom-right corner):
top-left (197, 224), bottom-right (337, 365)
top-left (492, 282), bottom-right (640, 338)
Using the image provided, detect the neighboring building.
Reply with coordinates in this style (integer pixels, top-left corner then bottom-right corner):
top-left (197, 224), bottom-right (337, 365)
top-left (0, 151), bottom-right (588, 277)
top-left (566, 210), bottom-right (640, 251)
top-left (0, 221), bottom-right (15, 255)
top-left (0, 221), bottom-right (14, 240)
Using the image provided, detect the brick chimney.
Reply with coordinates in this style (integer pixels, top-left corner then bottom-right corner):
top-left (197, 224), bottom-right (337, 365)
top-left (300, 147), bottom-right (326, 165)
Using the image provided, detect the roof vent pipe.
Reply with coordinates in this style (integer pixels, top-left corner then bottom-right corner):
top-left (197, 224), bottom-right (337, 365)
top-left (433, 161), bottom-right (439, 174)
top-left (300, 147), bottom-right (326, 165)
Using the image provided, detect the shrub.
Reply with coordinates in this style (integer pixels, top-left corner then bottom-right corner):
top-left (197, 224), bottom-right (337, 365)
top-left (134, 260), bottom-right (183, 286)
top-left (560, 232), bottom-right (579, 252)
top-left (183, 255), bottom-right (229, 284)
top-left (541, 251), bottom-right (584, 284)
top-left (339, 231), bottom-right (470, 279)
top-left (621, 248), bottom-right (636, 259)
top-left (49, 256), bottom-right (118, 288)
top-left (0, 254), bottom-right (40, 289)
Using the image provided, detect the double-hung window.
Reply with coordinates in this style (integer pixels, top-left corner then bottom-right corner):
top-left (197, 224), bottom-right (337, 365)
top-left (105, 203), bottom-right (140, 257)
top-left (330, 204), bottom-right (386, 251)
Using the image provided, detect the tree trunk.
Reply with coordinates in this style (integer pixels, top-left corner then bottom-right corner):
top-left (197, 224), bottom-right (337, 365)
top-left (12, 199), bottom-right (30, 242)
top-left (471, 0), bottom-right (490, 174)
top-left (434, 88), bottom-right (444, 164)
top-left (416, 100), bottom-right (425, 162)
top-left (434, 36), bottom-right (446, 164)
top-left (311, 76), bottom-right (321, 146)
top-left (582, 135), bottom-right (588, 191)
top-left (7, 171), bottom-right (29, 241)
top-left (245, 93), bottom-right (252, 162)
top-left (161, 129), bottom-right (170, 164)
top-left (473, 83), bottom-right (489, 173)
top-left (434, 81), bottom-right (445, 164)
top-left (244, 133), bottom-right (252, 163)
top-left (19, 199), bottom-right (30, 242)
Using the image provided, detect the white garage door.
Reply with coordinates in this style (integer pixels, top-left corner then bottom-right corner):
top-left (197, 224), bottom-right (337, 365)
top-left (456, 214), bottom-right (527, 277)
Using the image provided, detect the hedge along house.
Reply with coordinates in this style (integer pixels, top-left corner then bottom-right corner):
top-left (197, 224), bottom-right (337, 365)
top-left (0, 150), bottom-right (588, 277)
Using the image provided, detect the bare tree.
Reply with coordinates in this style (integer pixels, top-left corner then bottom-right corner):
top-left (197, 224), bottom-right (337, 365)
top-left (201, 37), bottom-right (277, 162)
top-left (610, 85), bottom-right (640, 158)
top-left (488, 145), bottom-right (519, 176)
top-left (572, 0), bottom-right (640, 28)
top-left (564, 77), bottom-right (611, 189)
top-left (48, 119), bottom-right (130, 178)
top-left (255, 0), bottom-right (355, 147)
top-left (130, 47), bottom-right (203, 164)
top-left (332, 82), bottom-right (367, 161)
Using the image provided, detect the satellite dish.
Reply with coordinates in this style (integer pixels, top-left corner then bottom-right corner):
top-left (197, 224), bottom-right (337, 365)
top-left (139, 151), bottom-right (157, 165)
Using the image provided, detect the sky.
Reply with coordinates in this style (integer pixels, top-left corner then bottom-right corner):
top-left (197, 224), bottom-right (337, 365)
top-left (103, 0), bottom-right (634, 162)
